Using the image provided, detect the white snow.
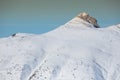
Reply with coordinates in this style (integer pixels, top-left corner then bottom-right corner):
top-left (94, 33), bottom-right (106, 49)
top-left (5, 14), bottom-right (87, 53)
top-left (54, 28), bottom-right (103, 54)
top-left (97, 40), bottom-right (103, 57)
top-left (0, 17), bottom-right (120, 80)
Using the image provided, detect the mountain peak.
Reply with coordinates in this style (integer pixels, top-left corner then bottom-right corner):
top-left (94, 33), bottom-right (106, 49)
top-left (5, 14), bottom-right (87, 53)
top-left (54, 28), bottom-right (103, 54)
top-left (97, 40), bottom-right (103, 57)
top-left (66, 12), bottom-right (100, 28)
top-left (78, 12), bottom-right (88, 17)
top-left (77, 12), bottom-right (99, 28)
top-left (0, 13), bottom-right (120, 80)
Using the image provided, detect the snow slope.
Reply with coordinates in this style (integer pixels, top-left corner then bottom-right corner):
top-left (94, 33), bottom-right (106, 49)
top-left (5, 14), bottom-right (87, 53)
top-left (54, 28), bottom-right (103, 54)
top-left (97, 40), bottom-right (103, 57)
top-left (0, 15), bottom-right (120, 80)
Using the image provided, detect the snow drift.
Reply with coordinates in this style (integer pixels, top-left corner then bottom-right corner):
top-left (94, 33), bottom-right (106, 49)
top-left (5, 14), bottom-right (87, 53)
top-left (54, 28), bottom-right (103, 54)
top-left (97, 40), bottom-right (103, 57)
top-left (0, 13), bottom-right (120, 80)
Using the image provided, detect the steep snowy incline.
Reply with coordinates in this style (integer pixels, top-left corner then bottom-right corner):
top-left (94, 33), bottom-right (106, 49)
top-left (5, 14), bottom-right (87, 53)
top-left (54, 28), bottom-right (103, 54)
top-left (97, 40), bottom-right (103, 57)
top-left (27, 24), bottom-right (120, 80)
top-left (0, 13), bottom-right (120, 80)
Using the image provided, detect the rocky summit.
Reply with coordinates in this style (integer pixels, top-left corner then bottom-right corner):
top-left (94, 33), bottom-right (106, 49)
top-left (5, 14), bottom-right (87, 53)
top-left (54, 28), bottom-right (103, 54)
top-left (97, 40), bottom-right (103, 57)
top-left (77, 12), bottom-right (99, 28)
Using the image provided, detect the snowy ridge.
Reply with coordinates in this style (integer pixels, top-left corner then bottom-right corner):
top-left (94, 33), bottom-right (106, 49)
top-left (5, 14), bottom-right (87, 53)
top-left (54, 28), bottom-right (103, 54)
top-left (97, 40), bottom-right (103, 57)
top-left (0, 14), bottom-right (120, 80)
top-left (64, 15), bottom-right (95, 29)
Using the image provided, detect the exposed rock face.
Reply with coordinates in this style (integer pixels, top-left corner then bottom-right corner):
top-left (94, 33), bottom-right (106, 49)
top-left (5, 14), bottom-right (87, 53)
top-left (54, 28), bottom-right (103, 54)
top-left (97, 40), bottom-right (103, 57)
top-left (77, 12), bottom-right (99, 28)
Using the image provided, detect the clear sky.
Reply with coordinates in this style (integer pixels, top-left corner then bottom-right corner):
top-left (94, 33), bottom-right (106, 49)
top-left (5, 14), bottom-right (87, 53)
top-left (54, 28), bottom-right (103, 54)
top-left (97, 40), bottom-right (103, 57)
top-left (0, 0), bottom-right (120, 38)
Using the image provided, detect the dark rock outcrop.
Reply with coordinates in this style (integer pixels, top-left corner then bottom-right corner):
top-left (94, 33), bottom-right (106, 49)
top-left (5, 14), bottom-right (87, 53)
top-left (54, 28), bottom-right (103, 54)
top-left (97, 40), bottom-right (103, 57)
top-left (77, 12), bottom-right (100, 28)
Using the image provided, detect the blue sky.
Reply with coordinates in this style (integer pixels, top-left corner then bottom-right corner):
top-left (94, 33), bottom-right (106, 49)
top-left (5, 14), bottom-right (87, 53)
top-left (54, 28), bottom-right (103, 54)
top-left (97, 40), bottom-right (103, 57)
top-left (0, 0), bottom-right (120, 38)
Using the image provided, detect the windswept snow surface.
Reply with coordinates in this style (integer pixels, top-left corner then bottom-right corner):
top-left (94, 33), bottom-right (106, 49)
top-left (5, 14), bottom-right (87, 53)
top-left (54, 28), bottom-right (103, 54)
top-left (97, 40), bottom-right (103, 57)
top-left (0, 18), bottom-right (120, 80)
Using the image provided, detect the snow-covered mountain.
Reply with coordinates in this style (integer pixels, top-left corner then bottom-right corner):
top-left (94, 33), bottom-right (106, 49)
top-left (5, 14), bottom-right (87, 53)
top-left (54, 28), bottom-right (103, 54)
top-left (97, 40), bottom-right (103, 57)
top-left (0, 13), bottom-right (120, 80)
